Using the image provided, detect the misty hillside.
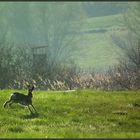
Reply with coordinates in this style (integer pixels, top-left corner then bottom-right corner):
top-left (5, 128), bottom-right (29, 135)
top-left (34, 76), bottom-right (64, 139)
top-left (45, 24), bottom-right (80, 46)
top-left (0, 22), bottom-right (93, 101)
top-left (72, 13), bottom-right (125, 71)
top-left (0, 2), bottom-right (129, 71)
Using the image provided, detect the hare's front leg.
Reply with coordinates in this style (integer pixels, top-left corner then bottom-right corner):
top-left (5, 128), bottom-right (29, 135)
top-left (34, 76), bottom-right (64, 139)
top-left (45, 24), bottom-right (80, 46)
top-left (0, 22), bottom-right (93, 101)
top-left (31, 104), bottom-right (37, 113)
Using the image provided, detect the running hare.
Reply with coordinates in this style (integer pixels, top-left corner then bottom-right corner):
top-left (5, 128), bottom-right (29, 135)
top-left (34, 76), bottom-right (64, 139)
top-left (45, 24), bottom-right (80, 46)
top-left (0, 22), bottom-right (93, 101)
top-left (3, 85), bottom-right (37, 114)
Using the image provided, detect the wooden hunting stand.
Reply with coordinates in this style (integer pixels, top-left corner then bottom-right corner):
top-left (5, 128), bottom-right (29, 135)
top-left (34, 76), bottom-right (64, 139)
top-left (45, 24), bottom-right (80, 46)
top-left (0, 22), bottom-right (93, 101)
top-left (32, 45), bottom-right (48, 75)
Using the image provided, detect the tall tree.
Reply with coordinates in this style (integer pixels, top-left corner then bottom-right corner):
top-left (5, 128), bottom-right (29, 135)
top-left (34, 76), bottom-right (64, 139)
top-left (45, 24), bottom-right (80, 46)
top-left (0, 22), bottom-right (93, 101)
top-left (111, 2), bottom-right (140, 69)
top-left (29, 2), bottom-right (85, 64)
top-left (123, 2), bottom-right (140, 37)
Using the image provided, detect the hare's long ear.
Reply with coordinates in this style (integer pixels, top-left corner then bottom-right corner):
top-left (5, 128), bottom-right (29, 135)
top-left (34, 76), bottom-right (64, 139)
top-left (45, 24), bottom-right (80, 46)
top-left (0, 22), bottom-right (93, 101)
top-left (27, 84), bottom-right (30, 89)
top-left (31, 85), bottom-right (34, 91)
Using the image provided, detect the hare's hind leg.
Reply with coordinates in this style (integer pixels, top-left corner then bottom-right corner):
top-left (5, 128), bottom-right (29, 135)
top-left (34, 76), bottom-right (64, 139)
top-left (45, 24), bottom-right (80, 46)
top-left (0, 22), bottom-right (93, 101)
top-left (8, 100), bottom-right (14, 107)
top-left (3, 99), bottom-right (13, 108)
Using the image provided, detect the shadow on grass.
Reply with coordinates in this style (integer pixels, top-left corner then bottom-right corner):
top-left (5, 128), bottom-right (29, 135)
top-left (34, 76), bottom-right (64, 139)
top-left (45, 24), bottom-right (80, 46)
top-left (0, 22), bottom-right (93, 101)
top-left (20, 113), bottom-right (39, 119)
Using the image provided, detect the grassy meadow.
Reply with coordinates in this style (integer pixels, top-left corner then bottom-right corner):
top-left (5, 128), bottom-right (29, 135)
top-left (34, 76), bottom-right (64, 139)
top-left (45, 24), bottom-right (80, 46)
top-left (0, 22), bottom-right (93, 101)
top-left (72, 14), bottom-right (124, 71)
top-left (0, 89), bottom-right (140, 138)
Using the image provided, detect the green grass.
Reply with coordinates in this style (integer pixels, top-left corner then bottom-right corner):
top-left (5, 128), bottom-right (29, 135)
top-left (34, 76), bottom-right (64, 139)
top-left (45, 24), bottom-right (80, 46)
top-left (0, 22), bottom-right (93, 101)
top-left (0, 89), bottom-right (140, 138)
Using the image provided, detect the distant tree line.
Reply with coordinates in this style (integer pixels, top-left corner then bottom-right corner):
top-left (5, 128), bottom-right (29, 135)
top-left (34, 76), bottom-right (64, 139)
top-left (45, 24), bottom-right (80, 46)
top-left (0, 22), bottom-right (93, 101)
top-left (82, 2), bottom-right (128, 17)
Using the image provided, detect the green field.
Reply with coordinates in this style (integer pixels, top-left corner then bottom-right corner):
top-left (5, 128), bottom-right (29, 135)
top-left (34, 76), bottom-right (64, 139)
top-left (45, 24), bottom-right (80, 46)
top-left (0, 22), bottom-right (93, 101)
top-left (0, 89), bottom-right (140, 138)
top-left (80, 14), bottom-right (123, 31)
top-left (72, 14), bottom-right (125, 71)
